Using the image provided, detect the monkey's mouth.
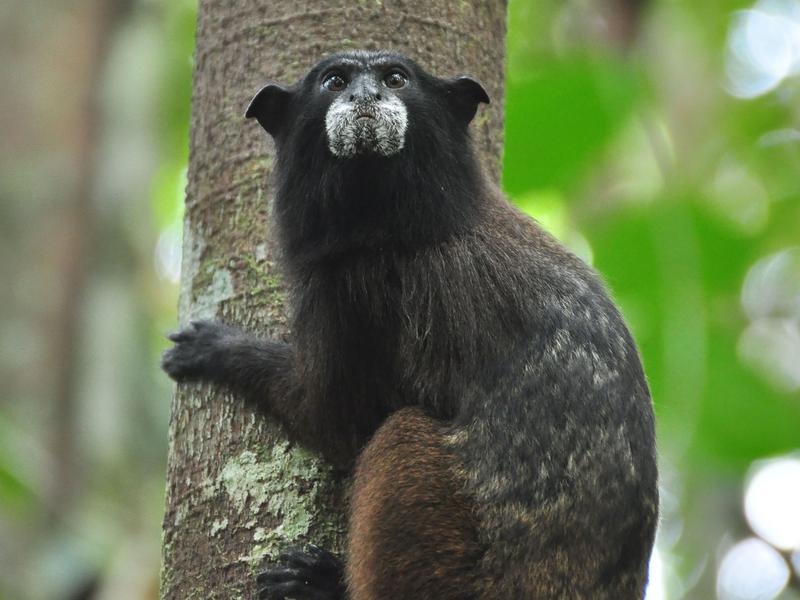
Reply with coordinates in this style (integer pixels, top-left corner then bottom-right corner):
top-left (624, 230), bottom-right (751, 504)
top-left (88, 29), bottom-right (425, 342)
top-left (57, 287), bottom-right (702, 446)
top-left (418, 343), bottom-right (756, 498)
top-left (325, 97), bottom-right (407, 158)
top-left (354, 105), bottom-right (378, 121)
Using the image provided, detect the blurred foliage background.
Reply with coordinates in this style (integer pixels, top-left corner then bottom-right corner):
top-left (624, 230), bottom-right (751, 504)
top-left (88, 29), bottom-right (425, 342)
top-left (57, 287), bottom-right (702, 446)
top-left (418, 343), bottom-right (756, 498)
top-left (1, 0), bottom-right (799, 598)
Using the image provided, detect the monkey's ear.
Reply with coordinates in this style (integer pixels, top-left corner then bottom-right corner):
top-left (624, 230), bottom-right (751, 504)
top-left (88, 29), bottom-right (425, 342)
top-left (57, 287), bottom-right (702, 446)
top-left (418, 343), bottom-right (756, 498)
top-left (245, 83), bottom-right (292, 135)
top-left (445, 76), bottom-right (490, 124)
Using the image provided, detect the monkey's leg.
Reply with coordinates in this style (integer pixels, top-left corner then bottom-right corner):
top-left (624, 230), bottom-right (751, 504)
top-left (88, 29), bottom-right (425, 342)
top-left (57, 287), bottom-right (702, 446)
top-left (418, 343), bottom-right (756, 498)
top-left (257, 407), bottom-right (483, 600)
top-left (347, 407), bottom-right (484, 600)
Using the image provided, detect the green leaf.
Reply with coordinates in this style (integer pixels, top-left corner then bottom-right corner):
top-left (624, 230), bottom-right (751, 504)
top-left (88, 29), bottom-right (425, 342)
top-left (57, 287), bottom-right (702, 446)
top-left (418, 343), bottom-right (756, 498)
top-left (503, 58), bottom-right (641, 196)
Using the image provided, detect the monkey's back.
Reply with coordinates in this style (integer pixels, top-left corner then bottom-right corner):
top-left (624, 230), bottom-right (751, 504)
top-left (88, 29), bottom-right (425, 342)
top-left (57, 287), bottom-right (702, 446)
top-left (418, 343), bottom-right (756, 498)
top-left (344, 194), bottom-right (658, 599)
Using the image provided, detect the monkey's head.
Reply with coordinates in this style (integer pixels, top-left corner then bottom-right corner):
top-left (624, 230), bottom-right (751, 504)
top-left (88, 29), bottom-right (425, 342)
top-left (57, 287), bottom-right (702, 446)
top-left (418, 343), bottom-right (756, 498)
top-left (246, 50), bottom-right (489, 161)
top-left (247, 51), bottom-right (491, 252)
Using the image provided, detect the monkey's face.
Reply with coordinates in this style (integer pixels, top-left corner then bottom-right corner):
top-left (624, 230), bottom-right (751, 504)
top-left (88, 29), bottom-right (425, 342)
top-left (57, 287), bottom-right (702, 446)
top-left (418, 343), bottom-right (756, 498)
top-left (321, 64), bottom-right (409, 158)
top-left (246, 51), bottom-right (489, 163)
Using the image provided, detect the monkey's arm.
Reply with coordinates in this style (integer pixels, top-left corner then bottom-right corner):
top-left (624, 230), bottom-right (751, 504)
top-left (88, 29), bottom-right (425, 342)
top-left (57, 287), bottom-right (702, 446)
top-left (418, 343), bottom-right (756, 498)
top-left (162, 320), bottom-right (370, 468)
top-left (161, 320), bottom-right (299, 425)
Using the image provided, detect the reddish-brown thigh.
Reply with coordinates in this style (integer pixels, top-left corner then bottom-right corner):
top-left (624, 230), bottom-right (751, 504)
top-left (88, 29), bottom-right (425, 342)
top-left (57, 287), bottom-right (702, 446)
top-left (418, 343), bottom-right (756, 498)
top-left (347, 407), bottom-right (483, 600)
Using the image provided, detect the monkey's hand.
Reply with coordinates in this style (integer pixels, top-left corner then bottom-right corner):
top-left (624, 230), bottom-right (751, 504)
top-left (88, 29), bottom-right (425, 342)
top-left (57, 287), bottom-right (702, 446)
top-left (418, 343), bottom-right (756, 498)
top-left (161, 319), bottom-right (293, 418)
top-left (161, 320), bottom-right (242, 383)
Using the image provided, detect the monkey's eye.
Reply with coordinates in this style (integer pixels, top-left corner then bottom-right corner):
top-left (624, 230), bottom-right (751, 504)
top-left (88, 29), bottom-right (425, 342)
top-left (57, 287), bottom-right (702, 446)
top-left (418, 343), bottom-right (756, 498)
top-left (322, 73), bottom-right (347, 92)
top-left (383, 71), bottom-right (408, 89)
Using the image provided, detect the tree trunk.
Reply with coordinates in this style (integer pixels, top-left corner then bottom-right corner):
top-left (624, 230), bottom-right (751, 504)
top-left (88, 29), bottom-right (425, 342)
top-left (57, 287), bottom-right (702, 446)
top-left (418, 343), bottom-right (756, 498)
top-left (161, 1), bottom-right (507, 598)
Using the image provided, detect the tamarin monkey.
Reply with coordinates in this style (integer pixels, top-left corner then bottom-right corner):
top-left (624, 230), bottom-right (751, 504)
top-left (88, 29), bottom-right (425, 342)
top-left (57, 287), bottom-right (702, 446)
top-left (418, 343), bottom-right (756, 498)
top-left (162, 50), bottom-right (658, 600)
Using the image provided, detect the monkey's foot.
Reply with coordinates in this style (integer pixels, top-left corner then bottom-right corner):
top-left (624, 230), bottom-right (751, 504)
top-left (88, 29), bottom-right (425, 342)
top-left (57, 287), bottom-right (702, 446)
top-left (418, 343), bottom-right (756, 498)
top-left (257, 544), bottom-right (346, 600)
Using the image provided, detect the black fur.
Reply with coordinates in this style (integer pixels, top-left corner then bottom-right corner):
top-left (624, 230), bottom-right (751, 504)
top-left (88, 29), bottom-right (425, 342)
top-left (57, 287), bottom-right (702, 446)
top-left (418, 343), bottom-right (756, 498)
top-left (256, 545), bottom-right (345, 600)
top-left (163, 50), bottom-right (658, 599)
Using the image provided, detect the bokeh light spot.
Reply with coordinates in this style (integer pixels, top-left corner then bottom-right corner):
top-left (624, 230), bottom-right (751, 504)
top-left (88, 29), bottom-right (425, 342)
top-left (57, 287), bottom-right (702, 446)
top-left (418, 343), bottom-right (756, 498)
top-left (744, 456), bottom-right (800, 550)
top-left (742, 247), bottom-right (800, 321)
top-left (644, 549), bottom-right (665, 600)
top-left (717, 537), bottom-right (789, 600)
top-left (155, 224), bottom-right (182, 283)
top-left (739, 247), bottom-right (800, 391)
top-left (725, 1), bottom-right (800, 98)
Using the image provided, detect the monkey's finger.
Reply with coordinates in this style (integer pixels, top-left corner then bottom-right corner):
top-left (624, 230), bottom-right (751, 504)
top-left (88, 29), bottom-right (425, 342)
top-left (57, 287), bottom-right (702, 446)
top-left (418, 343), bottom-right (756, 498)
top-left (305, 545), bottom-right (343, 571)
top-left (189, 319), bottom-right (219, 331)
top-left (285, 546), bottom-right (327, 564)
top-left (258, 585), bottom-right (334, 600)
top-left (257, 580), bottom-right (308, 600)
top-left (167, 330), bottom-right (191, 342)
top-left (161, 348), bottom-right (203, 381)
top-left (256, 567), bottom-right (305, 584)
top-left (277, 547), bottom-right (314, 565)
top-left (161, 348), bottom-right (179, 372)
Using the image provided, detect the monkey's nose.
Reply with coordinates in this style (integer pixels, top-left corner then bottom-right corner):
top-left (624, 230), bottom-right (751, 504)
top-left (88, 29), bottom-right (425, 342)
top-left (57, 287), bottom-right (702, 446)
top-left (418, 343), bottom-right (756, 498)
top-left (349, 77), bottom-right (382, 102)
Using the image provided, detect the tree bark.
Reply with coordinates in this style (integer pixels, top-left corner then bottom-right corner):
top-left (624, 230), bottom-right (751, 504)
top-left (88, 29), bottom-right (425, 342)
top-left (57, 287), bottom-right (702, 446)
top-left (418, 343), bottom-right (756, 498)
top-left (161, 1), bottom-right (507, 598)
